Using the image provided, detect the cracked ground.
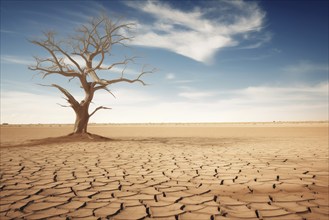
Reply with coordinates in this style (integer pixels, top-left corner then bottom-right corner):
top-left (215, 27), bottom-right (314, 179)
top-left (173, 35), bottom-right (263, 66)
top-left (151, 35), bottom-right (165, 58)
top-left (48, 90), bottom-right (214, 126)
top-left (0, 125), bottom-right (328, 220)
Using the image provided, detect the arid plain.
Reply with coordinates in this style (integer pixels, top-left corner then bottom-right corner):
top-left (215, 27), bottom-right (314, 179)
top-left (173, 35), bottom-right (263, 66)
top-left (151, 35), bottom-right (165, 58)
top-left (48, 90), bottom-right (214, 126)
top-left (0, 122), bottom-right (328, 219)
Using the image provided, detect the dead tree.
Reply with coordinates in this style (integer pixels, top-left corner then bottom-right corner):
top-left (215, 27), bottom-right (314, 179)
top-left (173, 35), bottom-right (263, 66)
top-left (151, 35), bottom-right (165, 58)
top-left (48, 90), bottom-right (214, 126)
top-left (29, 15), bottom-right (154, 134)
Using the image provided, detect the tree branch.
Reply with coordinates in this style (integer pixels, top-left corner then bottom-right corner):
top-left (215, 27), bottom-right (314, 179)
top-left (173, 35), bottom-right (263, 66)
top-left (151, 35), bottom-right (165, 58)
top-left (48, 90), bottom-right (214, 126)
top-left (39, 84), bottom-right (80, 111)
top-left (52, 43), bottom-right (84, 74)
top-left (103, 66), bottom-right (156, 86)
top-left (94, 85), bottom-right (116, 98)
top-left (105, 78), bottom-right (147, 86)
top-left (89, 106), bottom-right (111, 118)
top-left (99, 56), bottom-right (137, 71)
top-left (29, 66), bottom-right (80, 79)
top-left (57, 103), bottom-right (71, 108)
top-left (30, 41), bottom-right (64, 72)
top-left (30, 39), bottom-right (82, 80)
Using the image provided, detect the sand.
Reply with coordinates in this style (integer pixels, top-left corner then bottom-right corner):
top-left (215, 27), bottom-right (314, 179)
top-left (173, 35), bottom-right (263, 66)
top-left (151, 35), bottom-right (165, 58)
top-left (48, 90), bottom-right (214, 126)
top-left (0, 122), bottom-right (328, 219)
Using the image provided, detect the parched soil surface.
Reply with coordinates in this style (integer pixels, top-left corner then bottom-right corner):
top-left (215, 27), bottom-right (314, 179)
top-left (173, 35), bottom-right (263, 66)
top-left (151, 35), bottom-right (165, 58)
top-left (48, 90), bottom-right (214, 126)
top-left (0, 136), bottom-right (328, 220)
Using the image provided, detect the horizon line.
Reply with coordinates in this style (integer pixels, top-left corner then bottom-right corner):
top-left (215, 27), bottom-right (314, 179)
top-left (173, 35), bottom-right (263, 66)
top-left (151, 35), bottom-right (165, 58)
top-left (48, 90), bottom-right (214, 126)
top-left (1, 120), bottom-right (328, 126)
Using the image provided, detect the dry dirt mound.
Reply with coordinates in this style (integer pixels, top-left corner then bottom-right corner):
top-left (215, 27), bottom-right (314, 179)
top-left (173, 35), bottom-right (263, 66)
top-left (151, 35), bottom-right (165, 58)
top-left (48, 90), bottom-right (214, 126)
top-left (0, 133), bottom-right (114, 148)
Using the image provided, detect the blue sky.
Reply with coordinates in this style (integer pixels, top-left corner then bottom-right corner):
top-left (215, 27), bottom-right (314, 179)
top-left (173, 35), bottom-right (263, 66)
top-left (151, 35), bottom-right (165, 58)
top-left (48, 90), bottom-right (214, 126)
top-left (1, 0), bottom-right (328, 123)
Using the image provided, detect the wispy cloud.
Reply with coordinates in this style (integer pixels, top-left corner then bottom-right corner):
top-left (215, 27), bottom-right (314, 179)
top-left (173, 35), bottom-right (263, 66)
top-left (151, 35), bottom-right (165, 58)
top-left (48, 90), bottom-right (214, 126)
top-left (239, 32), bottom-right (272, 49)
top-left (97, 82), bottom-right (328, 122)
top-left (283, 60), bottom-right (329, 74)
top-left (94, 88), bottom-right (155, 106)
top-left (179, 91), bottom-right (217, 100)
top-left (1, 55), bottom-right (33, 65)
top-left (235, 82), bottom-right (328, 105)
top-left (0, 91), bottom-right (73, 124)
top-left (173, 79), bottom-right (197, 84)
top-left (219, 48), bottom-right (281, 63)
top-left (124, 0), bottom-right (266, 63)
top-left (0, 29), bottom-right (18, 34)
top-left (165, 73), bottom-right (175, 80)
top-left (177, 81), bottom-right (328, 110)
top-left (58, 8), bottom-right (93, 22)
top-left (2, 80), bottom-right (327, 123)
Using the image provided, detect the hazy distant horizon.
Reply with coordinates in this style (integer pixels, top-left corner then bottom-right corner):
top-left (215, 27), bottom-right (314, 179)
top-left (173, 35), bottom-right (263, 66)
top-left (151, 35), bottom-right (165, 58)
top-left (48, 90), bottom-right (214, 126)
top-left (2, 120), bottom-right (328, 126)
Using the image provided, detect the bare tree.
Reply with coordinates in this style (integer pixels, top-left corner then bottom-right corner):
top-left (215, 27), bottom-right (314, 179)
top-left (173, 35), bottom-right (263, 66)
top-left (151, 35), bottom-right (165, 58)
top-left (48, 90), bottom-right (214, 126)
top-left (29, 15), bottom-right (154, 135)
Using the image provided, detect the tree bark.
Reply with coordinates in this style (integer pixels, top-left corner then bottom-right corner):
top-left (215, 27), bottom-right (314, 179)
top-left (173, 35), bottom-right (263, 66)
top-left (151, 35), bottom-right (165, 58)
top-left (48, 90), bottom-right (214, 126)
top-left (73, 105), bottom-right (90, 134)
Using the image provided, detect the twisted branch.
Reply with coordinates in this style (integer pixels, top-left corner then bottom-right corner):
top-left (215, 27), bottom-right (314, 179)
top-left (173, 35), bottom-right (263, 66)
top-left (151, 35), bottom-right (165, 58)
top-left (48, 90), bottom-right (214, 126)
top-left (89, 106), bottom-right (111, 118)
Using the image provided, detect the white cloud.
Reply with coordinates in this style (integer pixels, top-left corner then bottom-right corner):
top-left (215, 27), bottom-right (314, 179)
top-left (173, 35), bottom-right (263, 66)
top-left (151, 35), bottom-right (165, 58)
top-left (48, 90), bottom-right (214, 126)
top-left (1, 82), bottom-right (327, 124)
top-left (283, 61), bottom-right (329, 74)
top-left (1, 55), bottom-right (33, 65)
top-left (0, 91), bottom-right (73, 124)
top-left (240, 32), bottom-right (272, 49)
top-left (0, 29), bottom-right (17, 34)
top-left (177, 85), bottom-right (217, 100)
top-left (124, 0), bottom-right (266, 63)
top-left (179, 91), bottom-right (217, 100)
top-left (95, 82), bottom-right (328, 123)
top-left (58, 8), bottom-right (93, 22)
top-left (165, 73), bottom-right (175, 80)
top-left (173, 80), bottom-right (197, 84)
top-left (93, 88), bottom-right (155, 105)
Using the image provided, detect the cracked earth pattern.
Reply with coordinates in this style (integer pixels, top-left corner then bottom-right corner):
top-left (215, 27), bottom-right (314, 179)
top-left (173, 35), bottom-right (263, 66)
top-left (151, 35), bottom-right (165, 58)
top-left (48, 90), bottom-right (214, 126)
top-left (1, 137), bottom-right (328, 219)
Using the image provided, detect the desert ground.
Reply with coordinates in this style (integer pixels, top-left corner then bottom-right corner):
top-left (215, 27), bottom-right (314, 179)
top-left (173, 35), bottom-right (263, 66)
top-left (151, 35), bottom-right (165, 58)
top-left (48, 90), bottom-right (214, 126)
top-left (0, 122), bottom-right (328, 219)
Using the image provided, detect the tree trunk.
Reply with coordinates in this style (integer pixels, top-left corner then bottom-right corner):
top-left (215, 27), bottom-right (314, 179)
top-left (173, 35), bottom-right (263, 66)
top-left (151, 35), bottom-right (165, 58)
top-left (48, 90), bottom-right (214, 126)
top-left (73, 106), bottom-right (89, 134)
